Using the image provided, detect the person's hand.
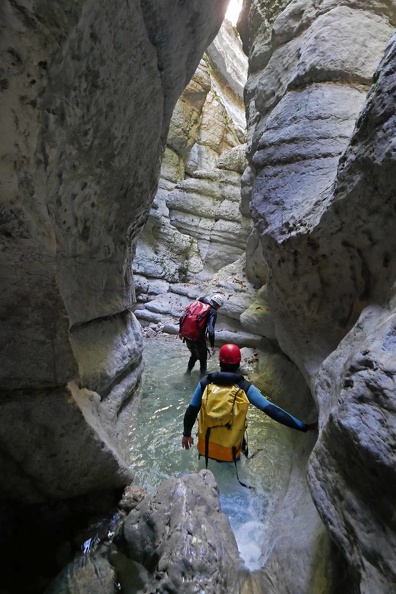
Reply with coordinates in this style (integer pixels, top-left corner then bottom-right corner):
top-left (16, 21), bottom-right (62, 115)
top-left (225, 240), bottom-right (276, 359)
top-left (182, 436), bottom-right (193, 449)
top-left (211, 347), bottom-right (216, 356)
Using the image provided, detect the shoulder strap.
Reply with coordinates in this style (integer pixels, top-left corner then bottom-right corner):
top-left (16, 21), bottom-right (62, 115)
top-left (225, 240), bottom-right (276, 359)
top-left (207, 371), bottom-right (245, 385)
top-left (237, 378), bottom-right (251, 393)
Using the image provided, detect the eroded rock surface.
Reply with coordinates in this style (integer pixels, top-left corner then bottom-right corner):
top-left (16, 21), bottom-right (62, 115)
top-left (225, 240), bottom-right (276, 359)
top-left (243, 0), bottom-right (396, 592)
top-left (132, 21), bottom-right (261, 346)
top-left (0, 2), bottom-right (229, 591)
top-left (0, 0), bottom-right (227, 496)
top-left (134, 20), bottom-right (249, 308)
top-left (307, 33), bottom-right (396, 592)
top-left (244, 0), bottom-right (395, 376)
top-left (3, 0), bottom-right (396, 593)
top-left (311, 305), bottom-right (396, 593)
top-left (114, 471), bottom-right (246, 594)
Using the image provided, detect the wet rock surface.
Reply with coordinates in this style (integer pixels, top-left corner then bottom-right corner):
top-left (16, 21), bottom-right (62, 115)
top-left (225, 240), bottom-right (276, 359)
top-left (116, 471), bottom-right (246, 593)
top-left (45, 471), bottom-right (248, 594)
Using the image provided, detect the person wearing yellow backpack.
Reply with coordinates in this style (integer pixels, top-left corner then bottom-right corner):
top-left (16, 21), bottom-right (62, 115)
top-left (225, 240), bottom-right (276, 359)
top-left (182, 344), bottom-right (317, 471)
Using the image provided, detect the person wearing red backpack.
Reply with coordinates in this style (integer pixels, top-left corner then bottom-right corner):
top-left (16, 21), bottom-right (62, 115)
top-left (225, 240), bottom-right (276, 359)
top-left (179, 294), bottom-right (224, 376)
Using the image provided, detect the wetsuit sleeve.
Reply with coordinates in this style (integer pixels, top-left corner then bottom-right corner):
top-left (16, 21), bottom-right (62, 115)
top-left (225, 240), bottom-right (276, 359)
top-left (246, 384), bottom-right (308, 432)
top-left (206, 309), bottom-right (217, 347)
top-left (183, 382), bottom-right (204, 437)
top-left (183, 405), bottom-right (200, 437)
top-left (198, 297), bottom-right (216, 346)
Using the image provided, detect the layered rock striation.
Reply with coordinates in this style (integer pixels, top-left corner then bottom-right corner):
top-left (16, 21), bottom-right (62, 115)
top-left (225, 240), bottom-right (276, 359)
top-left (242, 0), bottom-right (395, 375)
top-left (308, 34), bottom-right (396, 593)
top-left (133, 21), bottom-right (249, 302)
top-left (242, 0), bottom-right (396, 591)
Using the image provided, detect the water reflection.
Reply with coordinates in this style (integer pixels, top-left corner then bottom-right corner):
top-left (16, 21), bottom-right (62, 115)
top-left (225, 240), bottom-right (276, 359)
top-left (126, 335), bottom-right (293, 570)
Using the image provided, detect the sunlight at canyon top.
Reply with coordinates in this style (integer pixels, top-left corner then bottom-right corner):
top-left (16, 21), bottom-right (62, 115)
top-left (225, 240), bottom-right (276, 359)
top-left (226, 0), bottom-right (242, 25)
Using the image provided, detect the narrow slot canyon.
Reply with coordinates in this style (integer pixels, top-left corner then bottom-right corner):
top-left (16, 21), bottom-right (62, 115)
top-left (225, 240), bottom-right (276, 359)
top-left (1, 1), bottom-right (396, 593)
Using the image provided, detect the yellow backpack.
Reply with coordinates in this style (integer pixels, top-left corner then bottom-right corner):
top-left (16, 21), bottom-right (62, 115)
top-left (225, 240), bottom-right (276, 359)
top-left (197, 383), bottom-right (249, 463)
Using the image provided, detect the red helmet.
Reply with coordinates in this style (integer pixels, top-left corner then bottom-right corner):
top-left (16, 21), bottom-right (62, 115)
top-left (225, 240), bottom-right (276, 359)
top-left (219, 344), bottom-right (241, 365)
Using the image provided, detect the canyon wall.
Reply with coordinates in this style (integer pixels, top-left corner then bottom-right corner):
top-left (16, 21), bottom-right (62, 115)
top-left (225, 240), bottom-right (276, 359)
top-left (0, 0), bottom-right (228, 535)
top-left (241, 0), bottom-right (396, 591)
top-left (2, 0), bottom-right (396, 592)
top-left (132, 19), bottom-right (268, 348)
top-left (133, 20), bottom-right (250, 307)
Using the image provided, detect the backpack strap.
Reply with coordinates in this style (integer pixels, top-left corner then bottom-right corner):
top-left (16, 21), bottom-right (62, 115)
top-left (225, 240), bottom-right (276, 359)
top-left (232, 446), bottom-right (252, 490)
top-left (205, 427), bottom-right (211, 469)
top-left (229, 387), bottom-right (242, 427)
top-left (241, 433), bottom-right (249, 458)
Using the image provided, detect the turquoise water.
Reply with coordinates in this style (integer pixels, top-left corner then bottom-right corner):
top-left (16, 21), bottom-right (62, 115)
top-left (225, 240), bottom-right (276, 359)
top-left (126, 335), bottom-right (293, 570)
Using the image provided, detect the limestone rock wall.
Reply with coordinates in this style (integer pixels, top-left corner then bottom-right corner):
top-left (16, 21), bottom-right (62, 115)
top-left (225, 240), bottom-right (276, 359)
top-left (132, 20), bottom-right (264, 345)
top-left (243, 0), bottom-right (395, 374)
top-left (243, 0), bottom-right (396, 591)
top-left (308, 35), bottom-right (396, 593)
top-left (134, 20), bottom-right (250, 310)
top-left (0, 0), bottom-right (228, 505)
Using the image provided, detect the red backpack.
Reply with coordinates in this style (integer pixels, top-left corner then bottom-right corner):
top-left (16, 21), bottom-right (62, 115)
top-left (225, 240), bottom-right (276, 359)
top-left (179, 301), bottom-right (211, 341)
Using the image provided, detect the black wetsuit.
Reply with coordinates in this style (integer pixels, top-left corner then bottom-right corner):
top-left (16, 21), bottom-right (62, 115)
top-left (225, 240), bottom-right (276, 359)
top-left (183, 371), bottom-right (309, 437)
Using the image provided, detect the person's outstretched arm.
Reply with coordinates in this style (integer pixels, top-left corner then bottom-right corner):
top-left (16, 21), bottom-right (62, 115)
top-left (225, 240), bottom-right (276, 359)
top-left (206, 309), bottom-right (217, 353)
top-left (182, 382), bottom-right (203, 449)
top-left (247, 384), bottom-right (312, 432)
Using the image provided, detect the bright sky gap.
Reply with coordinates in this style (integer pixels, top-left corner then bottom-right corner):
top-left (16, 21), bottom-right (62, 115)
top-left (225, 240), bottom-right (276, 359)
top-left (226, 0), bottom-right (242, 25)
